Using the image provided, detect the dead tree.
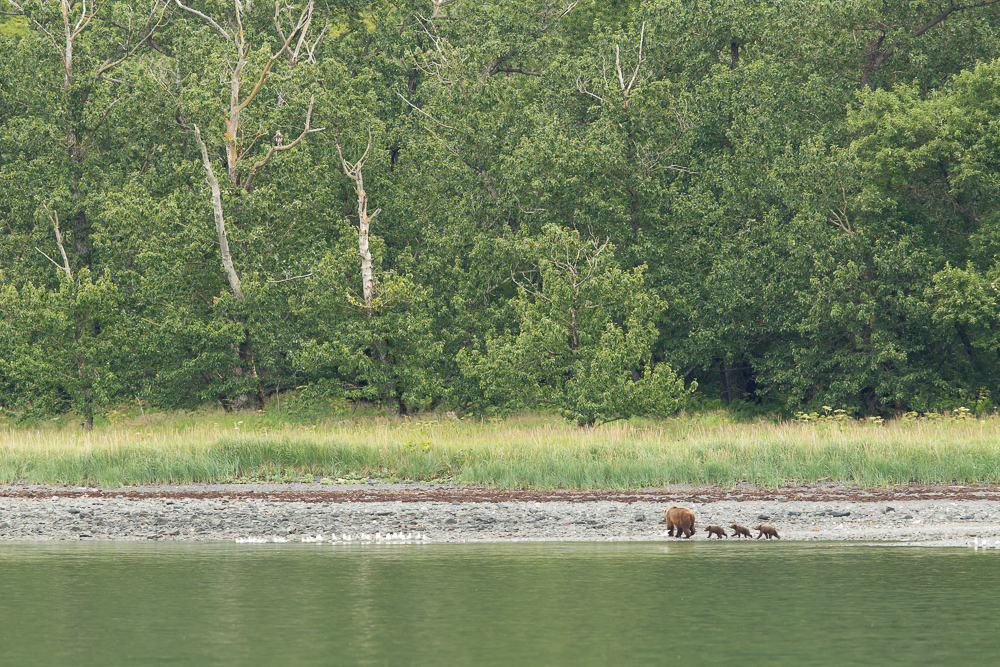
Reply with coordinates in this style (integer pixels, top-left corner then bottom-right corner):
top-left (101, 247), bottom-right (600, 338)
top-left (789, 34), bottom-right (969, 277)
top-left (175, 0), bottom-right (322, 297)
top-left (335, 131), bottom-right (380, 306)
top-left (175, 0), bottom-right (323, 410)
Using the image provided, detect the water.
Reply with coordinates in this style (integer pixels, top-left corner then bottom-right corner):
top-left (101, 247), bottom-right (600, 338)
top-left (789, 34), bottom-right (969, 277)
top-left (0, 542), bottom-right (997, 665)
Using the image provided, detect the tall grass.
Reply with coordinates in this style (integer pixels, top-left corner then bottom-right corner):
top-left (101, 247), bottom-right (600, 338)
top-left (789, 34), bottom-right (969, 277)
top-left (2, 411), bottom-right (1000, 488)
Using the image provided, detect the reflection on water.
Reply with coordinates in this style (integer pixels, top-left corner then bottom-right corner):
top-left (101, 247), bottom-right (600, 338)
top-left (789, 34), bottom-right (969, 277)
top-left (0, 542), bottom-right (997, 665)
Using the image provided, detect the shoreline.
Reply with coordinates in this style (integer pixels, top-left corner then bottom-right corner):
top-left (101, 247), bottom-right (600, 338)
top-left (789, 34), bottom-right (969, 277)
top-left (1, 483), bottom-right (999, 548)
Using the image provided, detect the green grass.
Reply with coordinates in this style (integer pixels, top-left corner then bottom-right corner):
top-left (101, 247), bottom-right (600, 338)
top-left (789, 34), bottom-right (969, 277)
top-left (2, 409), bottom-right (1000, 488)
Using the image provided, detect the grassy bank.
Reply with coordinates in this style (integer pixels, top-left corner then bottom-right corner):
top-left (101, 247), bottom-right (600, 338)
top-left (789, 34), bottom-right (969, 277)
top-left (2, 410), bottom-right (1000, 488)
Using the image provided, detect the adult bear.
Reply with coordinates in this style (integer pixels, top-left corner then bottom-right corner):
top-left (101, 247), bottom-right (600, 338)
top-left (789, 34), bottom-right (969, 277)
top-left (663, 506), bottom-right (695, 538)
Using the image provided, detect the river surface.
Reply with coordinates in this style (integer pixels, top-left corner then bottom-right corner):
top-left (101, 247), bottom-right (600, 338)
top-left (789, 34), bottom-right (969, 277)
top-left (0, 542), bottom-right (997, 665)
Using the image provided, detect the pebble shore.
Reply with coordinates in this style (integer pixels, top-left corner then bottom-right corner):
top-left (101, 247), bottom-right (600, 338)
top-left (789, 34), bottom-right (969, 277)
top-left (2, 483), bottom-right (1000, 547)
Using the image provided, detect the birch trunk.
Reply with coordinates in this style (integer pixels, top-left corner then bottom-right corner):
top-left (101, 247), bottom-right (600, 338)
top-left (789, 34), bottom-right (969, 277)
top-left (355, 170), bottom-right (375, 304)
top-left (193, 124), bottom-right (245, 302)
top-left (335, 135), bottom-right (380, 305)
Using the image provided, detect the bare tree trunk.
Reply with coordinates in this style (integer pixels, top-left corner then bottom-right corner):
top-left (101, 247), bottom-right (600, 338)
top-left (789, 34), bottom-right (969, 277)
top-left (720, 357), bottom-right (754, 403)
top-left (357, 172), bottom-right (376, 304)
top-left (193, 124), bottom-right (245, 302)
top-left (82, 402), bottom-right (94, 430)
top-left (232, 332), bottom-right (265, 412)
top-left (192, 124), bottom-right (268, 412)
top-left (39, 205), bottom-right (73, 279)
top-left (335, 133), bottom-right (381, 305)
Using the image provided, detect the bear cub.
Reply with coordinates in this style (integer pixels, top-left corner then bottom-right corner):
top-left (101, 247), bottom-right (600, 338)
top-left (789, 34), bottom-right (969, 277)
top-left (705, 525), bottom-right (727, 539)
top-left (754, 524), bottom-right (780, 540)
top-left (729, 524), bottom-right (752, 538)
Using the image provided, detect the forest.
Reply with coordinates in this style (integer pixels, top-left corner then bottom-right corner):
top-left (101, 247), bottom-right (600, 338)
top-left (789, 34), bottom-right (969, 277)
top-left (2, 0), bottom-right (1000, 428)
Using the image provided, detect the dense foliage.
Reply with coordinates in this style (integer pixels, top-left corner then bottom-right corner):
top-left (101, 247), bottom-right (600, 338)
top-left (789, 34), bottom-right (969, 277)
top-left (2, 0), bottom-right (1000, 425)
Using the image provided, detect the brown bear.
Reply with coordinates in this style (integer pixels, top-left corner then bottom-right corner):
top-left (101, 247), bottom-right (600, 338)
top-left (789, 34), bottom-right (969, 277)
top-left (705, 525), bottom-right (727, 539)
top-left (729, 524), bottom-right (752, 538)
top-left (754, 524), bottom-right (780, 540)
top-left (663, 506), bottom-right (696, 538)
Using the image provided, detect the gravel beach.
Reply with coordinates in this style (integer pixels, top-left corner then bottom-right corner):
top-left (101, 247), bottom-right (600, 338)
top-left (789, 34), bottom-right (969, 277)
top-left (2, 483), bottom-right (1000, 548)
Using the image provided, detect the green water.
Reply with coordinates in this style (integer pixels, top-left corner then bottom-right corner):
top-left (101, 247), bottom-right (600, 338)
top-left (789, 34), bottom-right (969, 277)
top-left (0, 542), bottom-right (997, 665)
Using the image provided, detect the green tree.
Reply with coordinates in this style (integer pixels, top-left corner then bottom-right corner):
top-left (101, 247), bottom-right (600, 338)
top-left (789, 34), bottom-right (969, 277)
top-left (0, 269), bottom-right (136, 427)
top-left (460, 225), bottom-right (689, 425)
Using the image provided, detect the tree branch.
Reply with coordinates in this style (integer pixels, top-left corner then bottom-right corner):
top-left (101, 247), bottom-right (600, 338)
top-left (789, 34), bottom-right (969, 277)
top-left (38, 205), bottom-right (73, 279)
top-left (495, 67), bottom-right (541, 76)
top-left (243, 95), bottom-right (324, 191)
top-left (394, 89), bottom-right (464, 132)
top-left (173, 0), bottom-right (230, 39)
top-left (237, 3), bottom-right (312, 112)
top-left (193, 124), bottom-right (244, 301)
top-left (266, 272), bottom-right (313, 283)
top-left (860, 0), bottom-right (1000, 90)
top-left (93, 0), bottom-right (169, 81)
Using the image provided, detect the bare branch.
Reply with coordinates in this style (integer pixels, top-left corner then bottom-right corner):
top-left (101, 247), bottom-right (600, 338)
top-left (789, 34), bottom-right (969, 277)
top-left (613, 21), bottom-right (646, 108)
top-left (193, 124), bottom-right (245, 301)
top-left (79, 97), bottom-right (123, 158)
top-left (553, 0), bottom-right (578, 22)
top-left (41, 204), bottom-right (72, 279)
top-left (625, 22), bottom-right (646, 93)
top-left (174, 0), bottom-right (230, 40)
top-left (93, 0), bottom-right (170, 82)
top-left (274, 0), bottom-right (287, 42)
top-left (614, 44), bottom-right (624, 92)
top-left (394, 89), bottom-right (463, 132)
top-left (412, 13), bottom-right (464, 87)
top-left (289, 0), bottom-right (314, 64)
top-left (67, 0), bottom-right (101, 40)
top-left (35, 247), bottom-right (65, 274)
top-left (237, 2), bottom-right (313, 112)
top-left (575, 73), bottom-right (604, 102)
top-left (336, 127), bottom-right (375, 175)
top-left (266, 272), bottom-right (313, 283)
top-left (275, 0), bottom-right (316, 64)
top-left (828, 185), bottom-right (853, 233)
top-left (301, 18), bottom-right (328, 63)
top-left (243, 95), bottom-right (324, 191)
